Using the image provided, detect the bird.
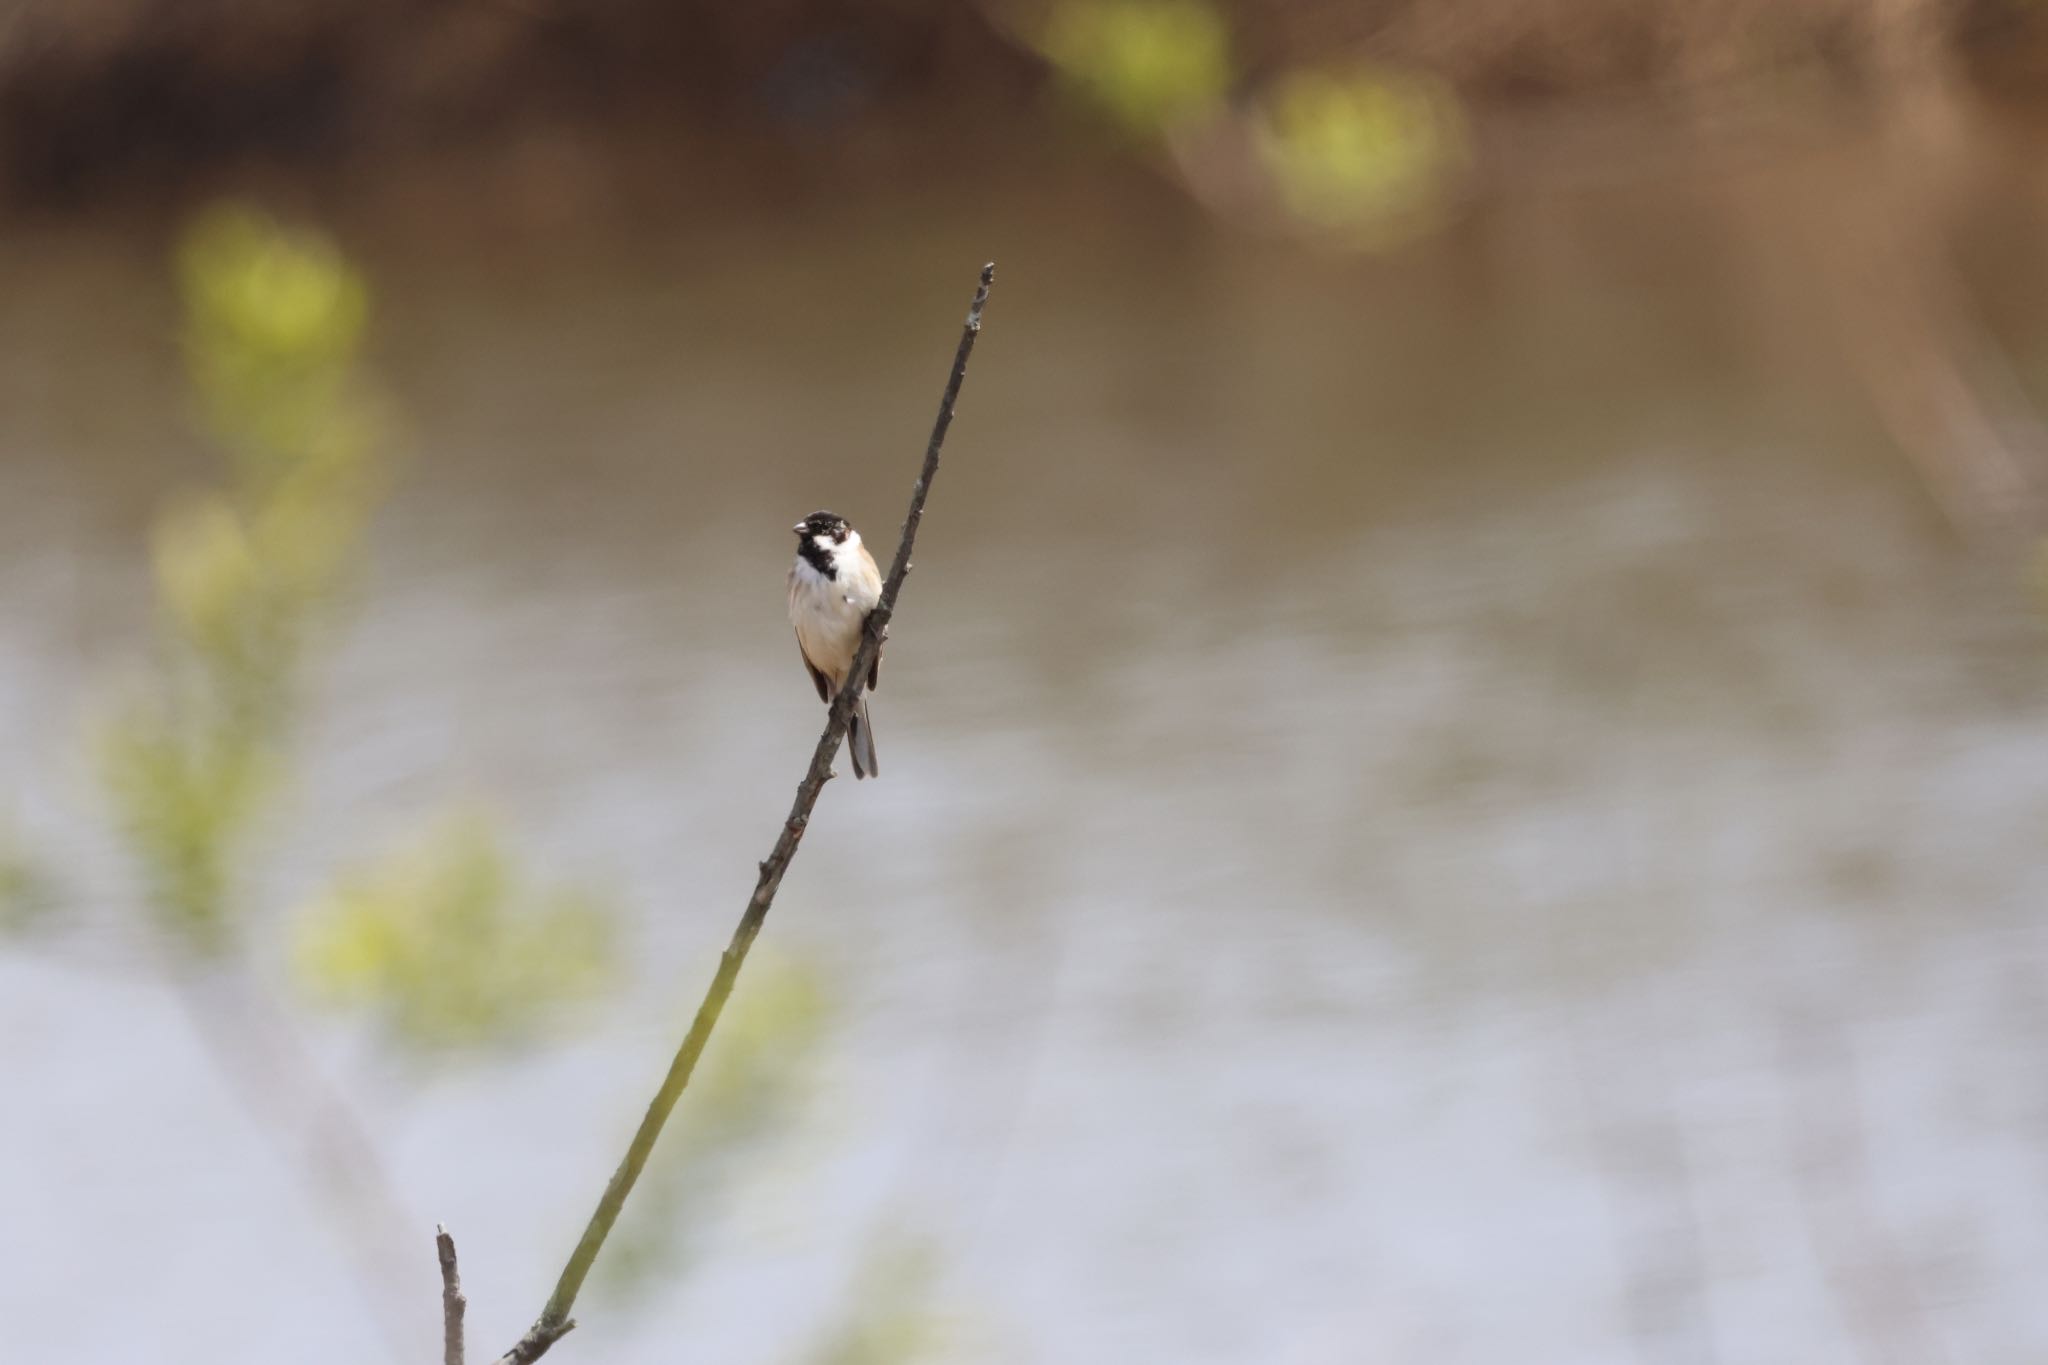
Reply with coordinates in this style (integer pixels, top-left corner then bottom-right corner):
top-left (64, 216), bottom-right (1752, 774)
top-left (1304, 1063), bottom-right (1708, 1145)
top-left (788, 509), bottom-right (883, 778)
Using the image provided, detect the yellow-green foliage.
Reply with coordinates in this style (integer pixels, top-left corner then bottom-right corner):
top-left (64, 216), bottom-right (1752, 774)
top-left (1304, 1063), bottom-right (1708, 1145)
top-left (178, 204), bottom-right (371, 481)
top-left (0, 823), bottom-right (53, 935)
top-left (1039, 0), bottom-right (1232, 136)
top-left (168, 207), bottom-right (383, 719)
top-left (102, 202), bottom-right (623, 1051)
top-left (801, 1244), bottom-right (951, 1365)
top-left (1034, 7), bottom-right (1467, 248)
top-left (1254, 65), bottom-right (1469, 248)
top-left (101, 204), bottom-right (383, 949)
top-left (101, 710), bottom-right (277, 947)
top-left (599, 950), bottom-right (830, 1296)
top-left (294, 811), bottom-right (615, 1050)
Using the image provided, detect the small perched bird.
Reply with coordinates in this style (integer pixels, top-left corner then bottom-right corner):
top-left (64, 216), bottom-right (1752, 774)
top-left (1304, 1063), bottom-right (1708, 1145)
top-left (788, 509), bottom-right (883, 778)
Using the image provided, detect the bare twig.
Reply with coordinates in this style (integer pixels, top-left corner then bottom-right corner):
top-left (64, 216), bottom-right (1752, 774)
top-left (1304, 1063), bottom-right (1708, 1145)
top-left (438, 1225), bottom-right (467, 1365)
top-left (490, 262), bottom-right (996, 1365)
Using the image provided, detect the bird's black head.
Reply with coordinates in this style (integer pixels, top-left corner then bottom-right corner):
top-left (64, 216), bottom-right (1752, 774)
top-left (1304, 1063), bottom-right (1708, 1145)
top-left (793, 510), bottom-right (851, 544)
top-left (793, 510), bottom-right (854, 579)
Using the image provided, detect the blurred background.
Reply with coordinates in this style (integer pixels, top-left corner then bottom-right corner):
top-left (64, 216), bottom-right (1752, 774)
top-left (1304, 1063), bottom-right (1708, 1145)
top-left (6, 1), bottom-right (2048, 1362)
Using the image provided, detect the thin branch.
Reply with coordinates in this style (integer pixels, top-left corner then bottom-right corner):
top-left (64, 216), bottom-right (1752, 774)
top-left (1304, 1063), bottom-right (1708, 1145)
top-left (438, 1225), bottom-right (467, 1365)
top-left (491, 262), bottom-right (996, 1365)
top-left (173, 967), bottom-right (422, 1360)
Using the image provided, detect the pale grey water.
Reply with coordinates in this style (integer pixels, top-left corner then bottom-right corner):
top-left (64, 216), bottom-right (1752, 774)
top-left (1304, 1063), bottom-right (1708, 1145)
top-left (4, 162), bottom-right (2048, 1364)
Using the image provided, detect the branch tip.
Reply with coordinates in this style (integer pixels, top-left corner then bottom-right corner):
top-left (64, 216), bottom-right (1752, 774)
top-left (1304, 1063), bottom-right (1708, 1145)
top-left (437, 1223), bottom-right (467, 1365)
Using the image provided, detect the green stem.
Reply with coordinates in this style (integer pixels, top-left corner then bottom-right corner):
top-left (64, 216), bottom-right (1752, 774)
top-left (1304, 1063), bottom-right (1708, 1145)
top-left (494, 262), bottom-right (995, 1365)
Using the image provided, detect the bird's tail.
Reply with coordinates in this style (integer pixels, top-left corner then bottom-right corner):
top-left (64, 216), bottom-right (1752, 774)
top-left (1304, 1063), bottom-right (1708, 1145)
top-left (848, 695), bottom-right (879, 779)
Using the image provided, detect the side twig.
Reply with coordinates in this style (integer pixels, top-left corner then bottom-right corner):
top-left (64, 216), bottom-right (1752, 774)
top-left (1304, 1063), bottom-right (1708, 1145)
top-left (438, 1225), bottom-right (467, 1365)
top-left (489, 262), bottom-right (995, 1365)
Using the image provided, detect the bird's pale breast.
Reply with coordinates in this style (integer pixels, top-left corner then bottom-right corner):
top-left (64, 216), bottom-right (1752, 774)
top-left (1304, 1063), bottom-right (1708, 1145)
top-left (788, 558), bottom-right (869, 686)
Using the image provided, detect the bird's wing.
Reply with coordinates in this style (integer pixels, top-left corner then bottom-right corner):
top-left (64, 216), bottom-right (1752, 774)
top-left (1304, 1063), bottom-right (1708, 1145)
top-left (854, 545), bottom-right (884, 691)
top-left (798, 636), bottom-right (832, 702)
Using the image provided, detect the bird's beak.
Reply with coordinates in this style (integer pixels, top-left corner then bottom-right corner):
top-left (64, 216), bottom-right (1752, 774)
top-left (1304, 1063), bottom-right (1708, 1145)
top-left (792, 523), bottom-right (806, 534)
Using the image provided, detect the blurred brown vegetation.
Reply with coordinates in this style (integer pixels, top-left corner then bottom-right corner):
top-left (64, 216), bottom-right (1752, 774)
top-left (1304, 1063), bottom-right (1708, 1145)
top-left (2, 0), bottom-right (2044, 207)
top-left (0, 0), bottom-right (1021, 202)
